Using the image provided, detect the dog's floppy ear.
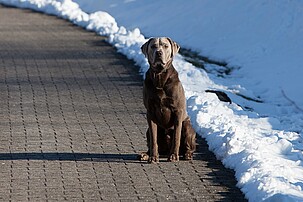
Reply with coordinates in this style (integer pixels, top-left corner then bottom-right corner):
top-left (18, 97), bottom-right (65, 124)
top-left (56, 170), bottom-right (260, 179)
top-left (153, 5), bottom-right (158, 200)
top-left (166, 37), bottom-right (180, 57)
top-left (141, 38), bottom-right (152, 57)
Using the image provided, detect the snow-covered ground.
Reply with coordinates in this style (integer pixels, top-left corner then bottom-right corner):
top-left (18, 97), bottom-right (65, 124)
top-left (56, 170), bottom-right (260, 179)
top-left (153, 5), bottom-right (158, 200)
top-left (1, 0), bottom-right (303, 201)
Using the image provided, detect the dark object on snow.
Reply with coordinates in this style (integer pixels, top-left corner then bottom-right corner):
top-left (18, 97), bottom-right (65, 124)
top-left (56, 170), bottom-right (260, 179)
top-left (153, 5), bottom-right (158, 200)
top-left (205, 90), bottom-right (232, 104)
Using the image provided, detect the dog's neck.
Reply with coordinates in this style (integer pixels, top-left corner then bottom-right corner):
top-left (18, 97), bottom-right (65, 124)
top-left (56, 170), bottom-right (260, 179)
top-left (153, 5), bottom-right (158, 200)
top-left (150, 63), bottom-right (173, 90)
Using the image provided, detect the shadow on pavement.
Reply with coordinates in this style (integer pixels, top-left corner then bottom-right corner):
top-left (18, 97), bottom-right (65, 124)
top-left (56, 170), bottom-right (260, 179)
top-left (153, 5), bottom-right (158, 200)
top-left (194, 136), bottom-right (247, 201)
top-left (0, 152), bottom-right (139, 163)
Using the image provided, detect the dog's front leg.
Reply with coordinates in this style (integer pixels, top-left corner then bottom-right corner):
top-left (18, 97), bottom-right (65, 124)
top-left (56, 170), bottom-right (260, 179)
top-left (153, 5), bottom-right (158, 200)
top-left (148, 117), bottom-right (159, 163)
top-left (169, 119), bottom-right (182, 162)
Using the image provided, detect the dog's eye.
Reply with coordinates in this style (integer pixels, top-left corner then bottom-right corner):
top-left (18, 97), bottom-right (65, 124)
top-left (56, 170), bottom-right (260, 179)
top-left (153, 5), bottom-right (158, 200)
top-left (151, 44), bottom-right (158, 49)
top-left (163, 44), bottom-right (169, 48)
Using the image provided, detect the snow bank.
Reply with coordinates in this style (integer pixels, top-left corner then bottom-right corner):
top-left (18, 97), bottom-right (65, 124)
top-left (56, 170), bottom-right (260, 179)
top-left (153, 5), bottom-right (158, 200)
top-left (1, 0), bottom-right (303, 201)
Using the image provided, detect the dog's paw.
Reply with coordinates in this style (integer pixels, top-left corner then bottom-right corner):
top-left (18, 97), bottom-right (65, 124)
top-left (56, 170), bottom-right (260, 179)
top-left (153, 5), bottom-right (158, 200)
top-left (138, 152), bottom-right (149, 161)
top-left (168, 154), bottom-right (179, 162)
top-left (184, 152), bottom-right (193, 161)
top-left (148, 156), bottom-right (159, 164)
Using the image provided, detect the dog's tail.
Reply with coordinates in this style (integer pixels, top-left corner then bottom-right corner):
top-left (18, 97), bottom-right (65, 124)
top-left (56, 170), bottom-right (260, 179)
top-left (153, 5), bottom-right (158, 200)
top-left (182, 117), bottom-right (196, 155)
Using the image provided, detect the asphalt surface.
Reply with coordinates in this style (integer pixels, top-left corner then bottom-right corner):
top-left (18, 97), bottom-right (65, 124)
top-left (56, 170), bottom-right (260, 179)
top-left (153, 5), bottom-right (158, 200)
top-left (0, 5), bottom-right (247, 201)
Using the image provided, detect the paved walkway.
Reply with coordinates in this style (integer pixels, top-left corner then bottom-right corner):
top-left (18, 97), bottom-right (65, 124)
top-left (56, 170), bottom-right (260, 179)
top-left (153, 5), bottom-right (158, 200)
top-left (0, 5), bottom-right (246, 201)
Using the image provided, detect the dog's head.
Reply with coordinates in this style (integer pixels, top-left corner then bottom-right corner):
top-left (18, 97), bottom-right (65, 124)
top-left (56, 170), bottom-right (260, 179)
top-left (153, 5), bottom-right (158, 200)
top-left (141, 37), bottom-right (180, 72)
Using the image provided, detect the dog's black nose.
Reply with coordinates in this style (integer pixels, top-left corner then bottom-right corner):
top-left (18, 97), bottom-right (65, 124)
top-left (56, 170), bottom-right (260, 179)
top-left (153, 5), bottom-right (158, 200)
top-left (156, 50), bottom-right (163, 56)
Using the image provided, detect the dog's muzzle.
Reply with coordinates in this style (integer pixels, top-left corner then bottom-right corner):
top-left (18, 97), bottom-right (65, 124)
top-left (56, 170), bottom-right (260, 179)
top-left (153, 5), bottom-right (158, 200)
top-left (153, 51), bottom-right (164, 64)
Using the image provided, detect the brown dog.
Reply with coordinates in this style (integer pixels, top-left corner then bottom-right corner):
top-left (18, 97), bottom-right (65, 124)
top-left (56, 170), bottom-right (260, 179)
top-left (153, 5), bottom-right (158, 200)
top-left (140, 37), bottom-right (196, 163)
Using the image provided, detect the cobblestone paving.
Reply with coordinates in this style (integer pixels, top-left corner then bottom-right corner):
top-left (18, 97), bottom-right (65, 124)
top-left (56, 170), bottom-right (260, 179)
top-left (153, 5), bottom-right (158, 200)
top-left (0, 5), bottom-right (247, 201)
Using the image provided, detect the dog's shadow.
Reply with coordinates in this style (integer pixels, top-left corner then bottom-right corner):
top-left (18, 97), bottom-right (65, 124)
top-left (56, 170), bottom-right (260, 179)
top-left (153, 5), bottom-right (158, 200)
top-left (0, 152), bottom-right (140, 163)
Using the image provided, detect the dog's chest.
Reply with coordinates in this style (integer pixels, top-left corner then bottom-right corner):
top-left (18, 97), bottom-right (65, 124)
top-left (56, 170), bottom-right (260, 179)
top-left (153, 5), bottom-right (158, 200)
top-left (153, 87), bottom-right (172, 106)
top-left (148, 88), bottom-right (174, 125)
